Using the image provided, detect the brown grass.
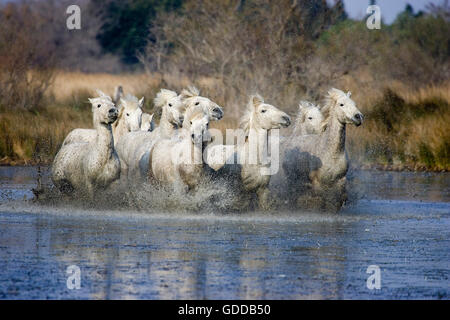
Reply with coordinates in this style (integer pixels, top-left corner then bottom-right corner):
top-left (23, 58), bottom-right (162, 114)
top-left (49, 71), bottom-right (161, 101)
top-left (0, 71), bottom-right (448, 171)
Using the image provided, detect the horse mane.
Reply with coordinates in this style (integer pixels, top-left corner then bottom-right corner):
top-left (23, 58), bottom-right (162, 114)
top-left (183, 104), bottom-right (206, 129)
top-left (294, 100), bottom-right (315, 127)
top-left (180, 86), bottom-right (200, 100)
top-left (121, 94), bottom-right (140, 109)
top-left (112, 94), bottom-right (140, 129)
top-left (320, 88), bottom-right (346, 132)
top-left (153, 89), bottom-right (178, 109)
top-left (89, 92), bottom-right (113, 110)
top-left (240, 94), bottom-right (263, 136)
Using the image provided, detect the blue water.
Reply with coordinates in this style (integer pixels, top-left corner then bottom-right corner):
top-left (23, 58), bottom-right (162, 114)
top-left (0, 167), bottom-right (449, 299)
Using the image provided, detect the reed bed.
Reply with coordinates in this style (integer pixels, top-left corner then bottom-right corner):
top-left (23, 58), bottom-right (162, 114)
top-left (0, 72), bottom-right (448, 171)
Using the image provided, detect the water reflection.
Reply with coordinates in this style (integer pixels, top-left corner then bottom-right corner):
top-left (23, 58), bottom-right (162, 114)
top-left (347, 170), bottom-right (450, 202)
top-left (0, 213), bottom-right (363, 299)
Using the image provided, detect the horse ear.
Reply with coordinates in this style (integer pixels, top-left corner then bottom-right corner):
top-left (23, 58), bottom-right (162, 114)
top-left (299, 100), bottom-right (310, 111)
top-left (96, 89), bottom-right (108, 97)
top-left (88, 98), bottom-right (95, 104)
top-left (347, 91), bottom-right (352, 98)
top-left (118, 98), bottom-right (126, 109)
top-left (114, 86), bottom-right (124, 103)
top-left (251, 95), bottom-right (264, 108)
top-left (139, 97), bottom-right (144, 108)
top-left (187, 86), bottom-right (200, 96)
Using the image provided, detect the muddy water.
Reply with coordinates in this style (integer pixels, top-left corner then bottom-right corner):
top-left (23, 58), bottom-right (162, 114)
top-left (0, 166), bottom-right (448, 299)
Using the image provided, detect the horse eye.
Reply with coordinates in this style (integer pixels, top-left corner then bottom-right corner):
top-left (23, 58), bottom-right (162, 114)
top-left (261, 109), bottom-right (266, 113)
top-left (97, 104), bottom-right (101, 108)
top-left (195, 102), bottom-right (199, 105)
top-left (168, 103), bottom-right (172, 107)
top-left (126, 113), bottom-right (130, 116)
top-left (340, 103), bottom-right (344, 107)
top-left (308, 117), bottom-right (313, 120)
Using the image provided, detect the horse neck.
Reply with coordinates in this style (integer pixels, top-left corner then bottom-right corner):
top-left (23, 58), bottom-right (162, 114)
top-left (322, 110), bottom-right (346, 158)
top-left (188, 139), bottom-right (205, 167)
top-left (93, 121), bottom-right (114, 158)
top-left (160, 108), bottom-right (175, 138)
top-left (243, 123), bottom-right (269, 166)
top-left (112, 114), bottom-right (127, 140)
top-left (292, 121), bottom-right (306, 136)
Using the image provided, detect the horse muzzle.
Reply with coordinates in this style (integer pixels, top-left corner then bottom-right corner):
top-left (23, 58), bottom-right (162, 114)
top-left (108, 109), bottom-right (119, 123)
top-left (352, 113), bottom-right (364, 126)
top-left (281, 115), bottom-right (291, 127)
top-left (212, 107), bottom-right (224, 120)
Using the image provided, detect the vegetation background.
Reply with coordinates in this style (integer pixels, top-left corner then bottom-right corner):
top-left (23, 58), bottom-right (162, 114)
top-left (0, 0), bottom-right (448, 171)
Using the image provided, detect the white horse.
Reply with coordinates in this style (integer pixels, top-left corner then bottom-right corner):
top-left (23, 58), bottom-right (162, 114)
top-left (291, 100), bottom-right (324, 135)
top-left (148, 105), bottom-right (211, 191)
top-left (52, 91), bottom-right (121, 200)
top-left (208, 95), bottom-right (290, 210)
top-left (180, 86), bottom-right (223, 121)
top-left (116, 87), bottom-right (223, 181)
top-left (140, 113), bottom-right (155, 132)
top-left (115, 88), bottom-right (185, 180)
top-left (271, 88), bottom-right (363, 212)
top-left (62, 92), bottom-right (144, 147)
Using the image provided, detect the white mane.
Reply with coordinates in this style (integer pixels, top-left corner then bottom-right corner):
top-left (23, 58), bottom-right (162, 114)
top-left (240, 94), bottom-right (264, 135)
top-left (153, 89), bottom-right (178, 109)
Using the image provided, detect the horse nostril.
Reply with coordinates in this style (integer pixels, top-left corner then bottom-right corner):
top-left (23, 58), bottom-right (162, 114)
top-left (191, 134), bottom-right (195, 139)
top-left (109, 108), bottom-right (116, 113)
top-left (282, 115), bottom-right (291, 124)
top-left (355, 114), bottom-right (362, 121)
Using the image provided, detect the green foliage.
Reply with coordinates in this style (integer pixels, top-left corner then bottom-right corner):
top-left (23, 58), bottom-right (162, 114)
top-left (370, 89), bottom-right (449, 132)
top-left (436, 141), bottom-right (450, 168)
top-left (419, 143), bottom-right (435, 167)
top-left (92, 0), bottom-right (182, 64)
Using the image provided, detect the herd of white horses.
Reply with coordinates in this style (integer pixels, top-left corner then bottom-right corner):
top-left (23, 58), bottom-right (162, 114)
top-left (51, 85), bottom-right (364, 212)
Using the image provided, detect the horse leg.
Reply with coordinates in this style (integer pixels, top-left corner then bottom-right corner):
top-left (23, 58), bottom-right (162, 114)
top-left (257, 187), bottom-right (273, 211)
top-left (296, 175), bottom-right (322, 210)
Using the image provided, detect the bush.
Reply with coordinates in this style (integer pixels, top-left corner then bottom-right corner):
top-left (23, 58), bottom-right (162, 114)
top-left (0, 3), bottom-right (56, 111)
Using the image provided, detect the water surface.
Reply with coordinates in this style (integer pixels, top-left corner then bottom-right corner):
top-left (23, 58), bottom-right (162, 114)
top-left (0, 166), bottom-right (449, 299)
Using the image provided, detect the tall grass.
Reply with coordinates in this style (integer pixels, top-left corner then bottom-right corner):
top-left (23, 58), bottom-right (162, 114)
top-left (0, 72), bottom-right (448, 171)
top-left (348, 84), bottom-right (450, 171)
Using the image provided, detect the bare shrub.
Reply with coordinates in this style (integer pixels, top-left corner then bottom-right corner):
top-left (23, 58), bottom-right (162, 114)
top-left (0, 2), bottom-right (57, 110)
top-left (141, 0), bottom-right (347, 116)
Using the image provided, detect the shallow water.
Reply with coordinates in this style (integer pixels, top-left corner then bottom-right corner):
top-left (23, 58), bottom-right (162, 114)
top-left (0, 166), bottom-right (449, 299)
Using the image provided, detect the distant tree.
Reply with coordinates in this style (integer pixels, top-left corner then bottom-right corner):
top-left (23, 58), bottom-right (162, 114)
top-left (91, 0), bottom-right (182, 65)
top-left (426, 0), bottom-right (450, 20)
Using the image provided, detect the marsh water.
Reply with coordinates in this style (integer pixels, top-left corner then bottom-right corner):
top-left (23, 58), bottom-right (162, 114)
top-left (0, 166), bottom-right (448, 299)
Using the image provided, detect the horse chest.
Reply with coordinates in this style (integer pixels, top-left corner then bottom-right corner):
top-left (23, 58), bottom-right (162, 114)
top-left (241, 165), bottom-right (269, 191)
top-left (319, 155), bottom-right (348, 183)
top-left (90, 153), bottom-right (121, 187)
